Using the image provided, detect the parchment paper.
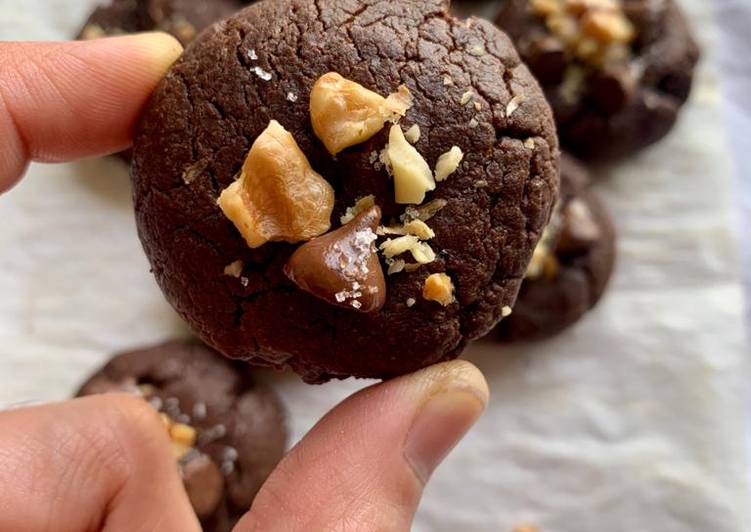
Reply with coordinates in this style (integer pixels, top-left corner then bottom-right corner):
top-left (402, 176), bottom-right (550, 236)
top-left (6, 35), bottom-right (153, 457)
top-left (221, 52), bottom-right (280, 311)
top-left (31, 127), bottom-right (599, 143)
top-left (0, 1), bottom-right (748, 530)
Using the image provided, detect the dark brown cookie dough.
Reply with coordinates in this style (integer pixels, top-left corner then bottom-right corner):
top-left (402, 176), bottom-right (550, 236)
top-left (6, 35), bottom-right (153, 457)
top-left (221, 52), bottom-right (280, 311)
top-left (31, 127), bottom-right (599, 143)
top-left (76, 340), bottom-right (287, 532)
top-left (495, 153), bottom-right (616, 341)
top-left (132, 0), bottom-right (559, 383)
top-left (77, 0), bottom-right (249, 46)
top-left (495, 0), bottom-right (699, 160)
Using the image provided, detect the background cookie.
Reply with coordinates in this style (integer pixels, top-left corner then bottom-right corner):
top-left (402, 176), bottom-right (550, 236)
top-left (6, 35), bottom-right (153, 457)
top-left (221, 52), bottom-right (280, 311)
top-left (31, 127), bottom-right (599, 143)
top-left (495, 153), bottom-right (616, 341)
top-left (77, 0), bottom-right (249, 46)
top-left (495, 0), bottom-right (699, 160)
top-left (76, 340), bottom-right (287, 532)
top-left (131, 0), bottom-right (559, 382)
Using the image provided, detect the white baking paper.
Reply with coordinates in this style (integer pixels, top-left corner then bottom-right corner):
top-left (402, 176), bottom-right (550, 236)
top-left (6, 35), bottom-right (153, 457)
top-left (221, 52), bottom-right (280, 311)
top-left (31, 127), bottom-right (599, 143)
top-left (0, 1), bottom-right (748, 530)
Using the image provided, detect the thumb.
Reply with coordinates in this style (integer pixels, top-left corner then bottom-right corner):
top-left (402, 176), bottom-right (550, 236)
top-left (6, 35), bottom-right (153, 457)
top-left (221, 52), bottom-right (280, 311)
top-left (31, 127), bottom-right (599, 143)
top-left (235, 360), bottom-right (489, 531)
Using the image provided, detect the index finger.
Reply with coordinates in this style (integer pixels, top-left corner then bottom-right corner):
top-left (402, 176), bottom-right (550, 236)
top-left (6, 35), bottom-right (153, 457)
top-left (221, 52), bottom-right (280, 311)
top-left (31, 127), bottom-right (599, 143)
top-left (0, 33), bottom-right (182, 193)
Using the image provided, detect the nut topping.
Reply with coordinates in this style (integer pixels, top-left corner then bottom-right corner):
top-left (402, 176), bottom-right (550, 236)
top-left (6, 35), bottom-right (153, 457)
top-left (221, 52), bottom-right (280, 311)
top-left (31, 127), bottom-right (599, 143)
top-left (434, 146), bottom-right (464, 182)
top-left (284, 206), bottom-right (386, 312)
top-left (530, 0), bottom-right (635, 69)
top-left (384, 124), bottom-right (435, 205)
top-left (556, 197), bottom-right (601, 253)
top-left (218, 120), bottom-right (334, 249)
top-left (422, 273), bottom-right (455, 306)
top-left (310, 72), bottom-right (412, 155)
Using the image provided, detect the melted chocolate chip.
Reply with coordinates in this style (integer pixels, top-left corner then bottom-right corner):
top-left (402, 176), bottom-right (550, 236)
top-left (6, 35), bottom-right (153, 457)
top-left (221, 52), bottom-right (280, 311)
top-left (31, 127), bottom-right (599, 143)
top-left (284, 206), bottom-right (386, 312)
top-left (182, 454), bottom-right (225, 518)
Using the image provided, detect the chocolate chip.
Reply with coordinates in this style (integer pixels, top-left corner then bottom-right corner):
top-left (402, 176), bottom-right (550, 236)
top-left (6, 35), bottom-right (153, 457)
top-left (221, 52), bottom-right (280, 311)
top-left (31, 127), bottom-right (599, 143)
top-left (284, 206), bottom-right (386, 312)
top-left (556, 198), bottom-right (602, 254)
top-left (590, 65), bottom-right (638, 114)
top-left (524, 35), bottom-right (567, 85)
top-left (182, 454), bottom-right (225, 519)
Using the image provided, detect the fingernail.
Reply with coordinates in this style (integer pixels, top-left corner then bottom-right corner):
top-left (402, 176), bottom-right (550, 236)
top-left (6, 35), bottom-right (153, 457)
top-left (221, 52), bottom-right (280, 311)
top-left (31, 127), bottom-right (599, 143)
top-left (126, 32), bottom-right (184, 68)
top-left (403, 362), bottom-right (488, 484)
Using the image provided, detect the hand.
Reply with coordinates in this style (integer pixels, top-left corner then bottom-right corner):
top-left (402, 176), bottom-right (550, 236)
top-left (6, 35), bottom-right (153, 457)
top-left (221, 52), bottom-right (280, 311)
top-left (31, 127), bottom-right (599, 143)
top-left (0, 36), bottom-right (489, 531)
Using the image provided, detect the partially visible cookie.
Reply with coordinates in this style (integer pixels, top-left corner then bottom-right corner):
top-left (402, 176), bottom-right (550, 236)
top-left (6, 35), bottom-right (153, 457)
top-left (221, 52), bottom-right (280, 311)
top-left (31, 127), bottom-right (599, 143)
top-left (76, 339), bottom-right (287, 532)
top-left (77, 0), bottom-right (248, 46)
top-left (495, 0), bottom-right (699, 160)
top-left (495, 153), bottom-right (615, 341)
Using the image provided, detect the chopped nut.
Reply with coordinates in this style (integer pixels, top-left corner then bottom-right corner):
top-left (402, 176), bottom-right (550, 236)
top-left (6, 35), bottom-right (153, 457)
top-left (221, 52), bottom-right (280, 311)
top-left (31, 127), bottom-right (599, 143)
top-left (385, 125), bottom-right (435, 205)
top-left (404, 124), bottom-right (421, 144)
top-left (581, 9), bottom-right (634, 43)
top-left (501, 305), bottom-right (513, 317)
top-left (340, 195), bottom-right (376, 225)
top-left (403, 198), bottom-right (448, 222)
top-left (524, 138), bottom-right (536, 149)
top-left (137, 384), bottom-right (156, 397)
top-left (379, 219), bottom-right (435, 240)
top-left (474, 101), bottom-right (482, 111)
top-left (532, 0), bottom-right (636, 70)
top-left (469, 118), bottom-right (479, 129)
top-left (422, 273), bottom-right (455, 306)
top-left (80, 24), bottom-right (106, 40)
top-left (435, 146), bottom-right (464, 182)
top-left (171, 422), bottom-right (197, 447)
top-left (218, 120), bottom-right (334, 249)
top-left (171, 17), bottom-right (197, 43)
top-left (460, 91), bottom-right (474, 105)
top-left (505, 94), bottom-right (525, 117)
top-left (387, 258), bottom-right (406, 275)
top-left (469, 43), bottom-right (485, 56)
top-left (406, 297), bottom-right (417, 307)
top-left (380, 235), bottom-right (436, 264)
top-left (223, 260), bottom-right (244, 278)
top-left (310, 72), bottom-right (412, 155)
top-left (443, 75), bottom-right (454, 86)
top-left (474, 179), bottom-right (488, 188)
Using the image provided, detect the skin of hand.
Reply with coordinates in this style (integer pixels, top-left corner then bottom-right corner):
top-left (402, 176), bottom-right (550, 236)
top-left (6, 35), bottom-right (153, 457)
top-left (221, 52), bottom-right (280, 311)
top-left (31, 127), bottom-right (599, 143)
top-left (0, 36), bottom-right (490, 531)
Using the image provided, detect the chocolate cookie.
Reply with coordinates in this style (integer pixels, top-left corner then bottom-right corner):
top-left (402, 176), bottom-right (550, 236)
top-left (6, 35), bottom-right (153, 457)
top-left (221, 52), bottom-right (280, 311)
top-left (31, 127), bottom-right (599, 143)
top-left (76, 340), bottom-right (287, 532)
top-left (131, 0), bottom-right (559, 383)
top-left (495, 0), bottom-right (699, 160)
top-left (77, 0), bottom-right (248, 46)
top-left (495, 153), bottom-right (616, 341)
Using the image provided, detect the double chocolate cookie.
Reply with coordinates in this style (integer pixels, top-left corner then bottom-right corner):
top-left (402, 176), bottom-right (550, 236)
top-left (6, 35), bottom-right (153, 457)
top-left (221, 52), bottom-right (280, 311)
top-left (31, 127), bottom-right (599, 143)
top-left (76, 340), bottom-right (287, 532)
top-left (131, 0), bottom-right (560, 383)
top-left (495, 0), bottom-right (699, 159)
top-left (496, 153), bottom-right (616, 341)
top-left (78, 0), bottom-right (248, 46)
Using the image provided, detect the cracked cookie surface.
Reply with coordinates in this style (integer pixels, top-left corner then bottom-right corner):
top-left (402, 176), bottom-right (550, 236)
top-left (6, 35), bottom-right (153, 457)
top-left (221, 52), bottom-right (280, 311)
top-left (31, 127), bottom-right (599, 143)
top-left (495, 153), bottom-right (616, 341)
top-left (132, 0), bottom-right (559, 383)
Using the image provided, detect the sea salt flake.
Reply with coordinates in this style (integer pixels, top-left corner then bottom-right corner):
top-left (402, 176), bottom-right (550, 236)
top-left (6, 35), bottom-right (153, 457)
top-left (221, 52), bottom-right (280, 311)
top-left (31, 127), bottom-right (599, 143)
top-left (252, 66), bottom-right (272, 81)
top-left (286, 91), bottom-right (298, 102)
